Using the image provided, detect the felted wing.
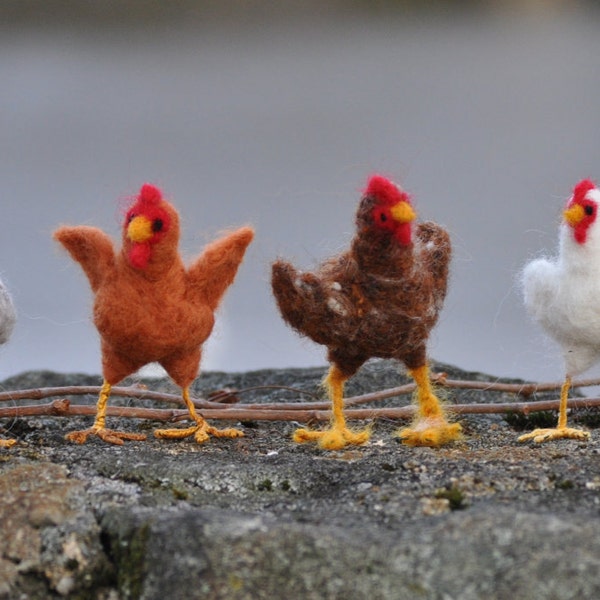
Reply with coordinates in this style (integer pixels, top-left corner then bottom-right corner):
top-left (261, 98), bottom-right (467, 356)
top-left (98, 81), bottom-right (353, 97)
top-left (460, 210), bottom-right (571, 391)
top-left (54, 226), bottom-right (116, 293)
top-left (522, 257), bottom-right (559, 323)
top-left (187, 226), bottom-right (254, 311)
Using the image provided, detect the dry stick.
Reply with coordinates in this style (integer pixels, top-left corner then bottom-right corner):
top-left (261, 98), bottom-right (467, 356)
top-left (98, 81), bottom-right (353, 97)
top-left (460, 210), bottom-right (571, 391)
top-left (2, 376), bottom-right (600, 412)
top-left (0, 384), bottom-right (321, 409)
top-left (3, 396), bottom-right (600, 424)
top-left (0, 399), bottom-right (185, 421)
top-left (0, 386), bottom-right (225, 409)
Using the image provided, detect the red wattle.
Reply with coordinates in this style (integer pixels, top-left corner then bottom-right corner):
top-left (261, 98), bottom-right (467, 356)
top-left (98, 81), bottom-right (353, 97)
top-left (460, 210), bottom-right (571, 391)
top-left (394, 223), bottom-right (412, 246)
top-left (129, 243), bottom-right (151, 269)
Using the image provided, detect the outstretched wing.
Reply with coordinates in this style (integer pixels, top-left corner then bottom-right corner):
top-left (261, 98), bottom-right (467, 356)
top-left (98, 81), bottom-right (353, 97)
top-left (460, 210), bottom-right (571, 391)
top-left (187, 226), bottom-right (254, 311)
top-left (54, 226), bottom-right (116, 292)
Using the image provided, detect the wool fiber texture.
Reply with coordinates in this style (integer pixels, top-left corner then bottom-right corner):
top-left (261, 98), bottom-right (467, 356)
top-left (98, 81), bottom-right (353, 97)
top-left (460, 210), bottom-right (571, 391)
top-left (271, 175), bottom-right (451, 379)
top-left (0, 277), bottom-right (16, 346)
top-left (523, 180), bottom-right (600, 377)
top-left (54, 184), bottom-right (254, 387)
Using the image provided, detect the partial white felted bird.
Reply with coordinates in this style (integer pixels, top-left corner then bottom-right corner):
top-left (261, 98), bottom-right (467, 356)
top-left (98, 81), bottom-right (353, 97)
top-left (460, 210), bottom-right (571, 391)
top-left (520, 179), bottom-right (600, 443)
top-left (0, 276), bottom-right (16, 448)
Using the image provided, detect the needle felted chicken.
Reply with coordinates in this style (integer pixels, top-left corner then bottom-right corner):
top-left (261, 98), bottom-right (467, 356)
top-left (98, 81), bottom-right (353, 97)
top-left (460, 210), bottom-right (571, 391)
top-left (54, 184), bottom-right (254, 445)
top-left (519, 179), bottom-right (600, 444)
top-left (271, 175), bottom-right (461, 450)
top-left (0, 276), bottom-right (16, 448)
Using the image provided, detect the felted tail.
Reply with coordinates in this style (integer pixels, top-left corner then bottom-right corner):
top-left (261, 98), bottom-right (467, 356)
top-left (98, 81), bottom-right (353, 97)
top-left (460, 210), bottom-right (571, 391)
top-left (271, 260), bottom-right (330, 337)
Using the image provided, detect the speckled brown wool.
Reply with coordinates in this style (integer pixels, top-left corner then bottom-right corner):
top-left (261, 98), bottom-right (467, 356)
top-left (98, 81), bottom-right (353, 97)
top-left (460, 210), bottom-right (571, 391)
top-left (272, 191), bottom-right (450, 378)
top-left (271, 174), bottom-right (460, 449)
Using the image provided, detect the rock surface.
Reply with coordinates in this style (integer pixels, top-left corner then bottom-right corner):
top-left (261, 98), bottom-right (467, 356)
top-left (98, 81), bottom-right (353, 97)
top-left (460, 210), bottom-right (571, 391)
top-left (1, 360), bottom-right (600, 599)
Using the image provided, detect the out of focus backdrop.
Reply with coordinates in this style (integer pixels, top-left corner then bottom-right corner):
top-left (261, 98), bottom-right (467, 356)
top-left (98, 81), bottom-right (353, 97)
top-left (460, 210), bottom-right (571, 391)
top-left (1, 0), bottom-right (600, 383)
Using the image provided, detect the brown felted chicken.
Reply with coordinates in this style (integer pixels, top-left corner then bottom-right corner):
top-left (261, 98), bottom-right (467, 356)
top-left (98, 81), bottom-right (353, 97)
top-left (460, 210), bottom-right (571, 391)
top-left (54, 184), bottom-right (254, 445)
top-left (271, 174), bottom-right (461, 450)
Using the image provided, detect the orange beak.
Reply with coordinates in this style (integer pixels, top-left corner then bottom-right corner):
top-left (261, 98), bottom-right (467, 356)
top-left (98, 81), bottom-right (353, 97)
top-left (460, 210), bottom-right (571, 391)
top-left (563, 203), bottom-right (585, 228)
top-left (390, 200), bottom-right (417, 224)
top-left (127, 215), bottom-right (154, 242)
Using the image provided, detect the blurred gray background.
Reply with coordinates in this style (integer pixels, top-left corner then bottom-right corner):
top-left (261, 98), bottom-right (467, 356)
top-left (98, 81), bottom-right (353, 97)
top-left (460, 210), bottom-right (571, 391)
top-left (1, 0), bottom-right (600, 384)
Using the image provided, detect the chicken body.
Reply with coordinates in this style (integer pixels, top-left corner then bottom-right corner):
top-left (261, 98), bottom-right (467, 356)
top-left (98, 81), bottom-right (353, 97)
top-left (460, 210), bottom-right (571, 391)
top-left (55, 184), bottom-right (253, 444)
top-left (0, 276), bottom-right (16, 448)
top-left (92, 244), bottom-right (213, 387)
top-left (520, 179), bottom-right (600, 443)
top-left (272, 175), bottom-right (461, 449)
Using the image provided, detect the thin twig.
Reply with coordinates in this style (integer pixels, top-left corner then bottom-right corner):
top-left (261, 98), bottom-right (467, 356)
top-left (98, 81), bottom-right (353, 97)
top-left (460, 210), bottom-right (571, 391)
top-left (0, 385), bottom-right (231, 410)
top-left (3, 396), bottom-right (600, 425)
top-left (1, 376), bottom-right (600, 412)
top-left (0, 399), bottom-right (186, 421)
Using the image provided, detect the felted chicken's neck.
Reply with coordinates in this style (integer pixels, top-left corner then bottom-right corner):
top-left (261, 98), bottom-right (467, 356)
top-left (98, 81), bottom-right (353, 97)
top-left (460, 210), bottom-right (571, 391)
top-left (559, 222), bottom-right (600, 276)
top-left (351, 228), bottom-right (414, 277)
top-left (122, 238), bottom-right (181, 279)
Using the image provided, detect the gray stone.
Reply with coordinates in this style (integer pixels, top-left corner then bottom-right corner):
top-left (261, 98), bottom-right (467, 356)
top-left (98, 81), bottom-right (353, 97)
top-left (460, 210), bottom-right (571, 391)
top-left (1, 359), bottom-right (600, 599)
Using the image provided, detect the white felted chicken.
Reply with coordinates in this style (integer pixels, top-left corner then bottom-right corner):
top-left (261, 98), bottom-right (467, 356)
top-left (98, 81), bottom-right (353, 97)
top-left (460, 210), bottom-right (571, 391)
top-left (520, 179), bottom-right (600, 443)
top-left (0, 276), bottom-right (16, 448)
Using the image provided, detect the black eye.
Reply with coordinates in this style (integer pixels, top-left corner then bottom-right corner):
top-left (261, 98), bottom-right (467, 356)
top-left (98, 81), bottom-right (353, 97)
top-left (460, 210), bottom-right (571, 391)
top-left (585, 205), bottom-right (594, 216)
top-left (380, 213), bottom-right (387, 222)
top-left (152, 219), bottom-right (164, 233)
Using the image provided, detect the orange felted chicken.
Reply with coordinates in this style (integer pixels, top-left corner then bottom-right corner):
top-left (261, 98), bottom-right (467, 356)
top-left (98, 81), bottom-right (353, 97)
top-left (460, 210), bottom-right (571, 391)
top-left (55, 184), bottom-right (253, 445)
top-left (272, 175), bottom-right (461, 450)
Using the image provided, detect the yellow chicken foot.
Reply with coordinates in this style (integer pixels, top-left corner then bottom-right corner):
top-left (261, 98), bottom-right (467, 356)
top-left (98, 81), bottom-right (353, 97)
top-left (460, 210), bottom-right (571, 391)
top-left (65, 381), bottom-right (146, 445)
top-left (397, 365), bottom-right (462, 447)
top-left (518, 377), bottom-right (590, 443)
top-left (0, 438), bottom-right (16, 448)
top-left (293, 366), bottom-right (370, 450)
top-left (154, 388), bottom-right (244, 443)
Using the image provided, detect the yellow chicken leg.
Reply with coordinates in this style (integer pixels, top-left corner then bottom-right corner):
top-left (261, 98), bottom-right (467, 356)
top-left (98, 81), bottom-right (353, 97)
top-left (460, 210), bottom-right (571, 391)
top-left (0, 438), bottom-right (16, 448)
top-left (66, 381), bottom-right (147, 445)
top-left (518, 377), bottom-right (590, 443)
top-left (294, 365), bottom-right (370, 450)
top-left (154, 387), bottom-right (244, 443)
top-left (397, 365), bottom-right (462, 447)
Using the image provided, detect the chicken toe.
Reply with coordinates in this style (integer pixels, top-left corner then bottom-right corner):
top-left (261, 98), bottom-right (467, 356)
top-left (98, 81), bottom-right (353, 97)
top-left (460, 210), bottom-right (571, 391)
top-left (292, 366), bottom-right (370, 450)
top-left (154, 388), bottom-right (244, 444)
top-left (397, 417), bottom-right (462, 447)
top-left (518, 427), bottom-right (590, 444)
top-left (65, 382), bottom-right (146, 445)
top-left (517, 378), bottom-right (589, 444)
top-left (66, 427), bottom-right (146, 446)
top-left (294, 425), bottom-right (370, 450)
top-left (398, 365), bottom-right (462, 447)
top-left (154, 421), bottom-right (244, 444)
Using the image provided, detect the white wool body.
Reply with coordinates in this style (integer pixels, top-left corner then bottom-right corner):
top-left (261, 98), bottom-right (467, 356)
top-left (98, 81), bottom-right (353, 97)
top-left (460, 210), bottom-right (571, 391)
top-left (523, 193), bottom-right (600, 377)
top-left (0, 277), bottom-right (16, 345)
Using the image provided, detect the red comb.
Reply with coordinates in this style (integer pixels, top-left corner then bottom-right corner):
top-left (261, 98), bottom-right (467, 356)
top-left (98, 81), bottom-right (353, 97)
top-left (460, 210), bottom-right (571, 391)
top-left (138, 183), bottom-right (162, 205)
top-left (364, 174), bottom-right (408, 205)
top-left (572, 179), bottom-right (596, 203)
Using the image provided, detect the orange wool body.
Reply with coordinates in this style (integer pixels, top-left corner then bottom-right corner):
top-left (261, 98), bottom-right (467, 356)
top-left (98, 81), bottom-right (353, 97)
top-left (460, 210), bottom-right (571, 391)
top-left (54, 184), bottom-right (253, 444)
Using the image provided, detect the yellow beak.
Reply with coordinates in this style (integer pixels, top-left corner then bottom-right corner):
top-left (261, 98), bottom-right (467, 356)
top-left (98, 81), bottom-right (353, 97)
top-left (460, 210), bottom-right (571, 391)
top-left (564, 204), bottom-right (585, 227)
top-left (390, 200), bottom-right (417, 224)
top-left (127, 215), bottom-right (153, 242)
